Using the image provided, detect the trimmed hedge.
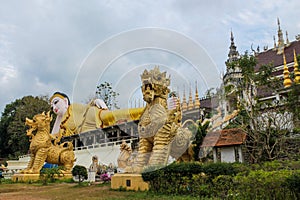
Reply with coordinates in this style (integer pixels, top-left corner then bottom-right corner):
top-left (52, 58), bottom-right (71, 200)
top-left (142, 161), bottom-right (300, 199)
top-left (232, 170), bottom-right (296, 199)
top-left (142, 162), bottom-right (238, 197)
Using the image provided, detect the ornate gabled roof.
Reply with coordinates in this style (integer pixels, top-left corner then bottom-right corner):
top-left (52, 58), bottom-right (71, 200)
top-left (255, 40), bottom-right (300, 72)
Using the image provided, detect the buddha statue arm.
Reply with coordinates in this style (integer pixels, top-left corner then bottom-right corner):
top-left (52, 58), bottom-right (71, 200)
top-left (99, 107), bottom-right (145, 128)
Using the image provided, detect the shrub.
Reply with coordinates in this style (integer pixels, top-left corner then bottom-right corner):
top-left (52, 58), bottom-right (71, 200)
top-left (142, 162), bottom-right (300, 199)
top-left (285, 172), bottom-right (300, 199)
top-left (212, 175), bottom-right (234, 199)
top-left (72, 165), bottom-right (87, 184)
top-left (100, 173), bottom-right (111, 183)
top-left (142, 162), bottom-right (236, 197)
top-left (233, 170), bottom-right (295, 199)
top-left (202, 162), bottom-right (238, 178)
top-left (40, 166), bottom-right (63, 185)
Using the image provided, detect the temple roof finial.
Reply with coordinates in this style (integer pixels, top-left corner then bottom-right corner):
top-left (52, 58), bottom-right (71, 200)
top-left (283, 52), bottom-right (292, 88)
top-left (226, 30), bottom-right (239, 64)
top-left (293, 49), bottom-right (300, 84)
top-left (276, 18), bottom-right (285, 54)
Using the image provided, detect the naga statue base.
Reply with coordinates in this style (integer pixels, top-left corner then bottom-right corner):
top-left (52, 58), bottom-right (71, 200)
top-left (111, 173), bottom-right (149, 191)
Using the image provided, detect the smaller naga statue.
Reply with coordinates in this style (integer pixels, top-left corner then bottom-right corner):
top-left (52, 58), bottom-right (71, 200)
top-left (20, 111), bottom-right (75, 174)
top-left (117, 140), bottom-right (133, 170)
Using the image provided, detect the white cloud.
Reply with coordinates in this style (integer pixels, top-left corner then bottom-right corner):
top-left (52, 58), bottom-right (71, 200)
top-left (0, 65), bottom-right (18, 84)
top-left (0, 0), bottom-right (300, 114)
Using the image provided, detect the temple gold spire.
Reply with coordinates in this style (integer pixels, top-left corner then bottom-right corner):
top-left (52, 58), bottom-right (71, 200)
top-left (181, 86), bottom-right (188, 111)
top-left (283, 52), bottom-right (292, 88)
top-left (294, 49), bottom-right (300, 84)
top-left (194, 81), bottom-right (200, 109)
top-left (187, 85), bottom-right (194, 110)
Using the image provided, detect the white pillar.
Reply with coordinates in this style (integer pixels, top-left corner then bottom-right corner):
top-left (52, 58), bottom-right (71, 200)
top-left (213, 148), bottom-right (217, 163)
top-left (88, 171), bottom-right (96, 182)
top-left (238, 146), bottom-right (244, 163)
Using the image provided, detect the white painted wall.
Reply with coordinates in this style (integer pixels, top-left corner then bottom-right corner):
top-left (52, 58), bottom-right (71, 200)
top-left (74, 144), bottom-right (121, 168)
top-left (220, 146), bottom-right (235, 163)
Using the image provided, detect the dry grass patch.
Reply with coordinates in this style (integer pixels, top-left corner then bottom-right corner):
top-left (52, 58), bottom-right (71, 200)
top-left (0, 182), bottom-right (200, 200)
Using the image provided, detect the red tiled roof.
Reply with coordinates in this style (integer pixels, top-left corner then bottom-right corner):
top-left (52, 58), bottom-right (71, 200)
top-left (201, 128), bottom-right (247, 147)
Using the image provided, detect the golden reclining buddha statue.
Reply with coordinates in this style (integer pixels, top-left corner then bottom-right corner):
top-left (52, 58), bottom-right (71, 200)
top-left (50, 92), bottom-right (144, 138)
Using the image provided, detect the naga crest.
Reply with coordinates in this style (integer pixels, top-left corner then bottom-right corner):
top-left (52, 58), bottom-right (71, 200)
top-left (141, 66), bottom-right (171, 102)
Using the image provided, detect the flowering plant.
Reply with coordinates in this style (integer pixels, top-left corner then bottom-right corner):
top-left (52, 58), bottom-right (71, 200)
top-left (100, 173), bottom-right (111, 182)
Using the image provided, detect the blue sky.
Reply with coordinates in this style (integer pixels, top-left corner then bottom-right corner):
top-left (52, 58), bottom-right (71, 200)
top-left (0, 0), bottom-right (300, 113)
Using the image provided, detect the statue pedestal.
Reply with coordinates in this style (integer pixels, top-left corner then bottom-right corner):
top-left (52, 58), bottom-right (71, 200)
top-left (12, 174), bottom-right (40, 182)
top-left (12, 173), bottom-right (73, 182)
top-left (111, 173), bottom-right (149, 191)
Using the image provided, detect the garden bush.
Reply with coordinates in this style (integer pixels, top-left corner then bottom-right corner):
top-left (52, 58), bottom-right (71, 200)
top-left (40, 166), bottom-right (64, 185)
top-left (142, 162), bottom-right (237, 197)
top-left (142, 161), bottom-right (300, 199)
top-left (233, 170), bottom-right (297, 199)
top-left (285, 172), bottom-right (300, 199)
top-left (72, 165), bottom-right (87, 184)
top-left (202, 162), bottom-right (238, 178)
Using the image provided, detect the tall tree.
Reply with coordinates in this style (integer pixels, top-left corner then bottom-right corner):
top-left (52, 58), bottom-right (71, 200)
top-left (95, 82), bottom-right (119, 110)
top-left (0, 95), bottom-right (51, 159)
top-left (191, 120), bottom-right (210, 161)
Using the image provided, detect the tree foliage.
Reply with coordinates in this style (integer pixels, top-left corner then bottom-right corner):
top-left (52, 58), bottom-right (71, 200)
top-left (286, 82), bottom-right (300, 130)
top-left (190, 121), bottom-right (210, 161)
top-left (72, 165), bottom-right (87, 184)
top-left (95, 82), bottom-right (119, 110)
top-left (0, 95), bottom-right (51, 158)
top-left (40, 166), bottom-right (63, 185)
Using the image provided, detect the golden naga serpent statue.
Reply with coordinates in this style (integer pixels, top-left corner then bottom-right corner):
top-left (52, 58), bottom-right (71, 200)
top-left (122, 67), bottom-right (194, 173)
